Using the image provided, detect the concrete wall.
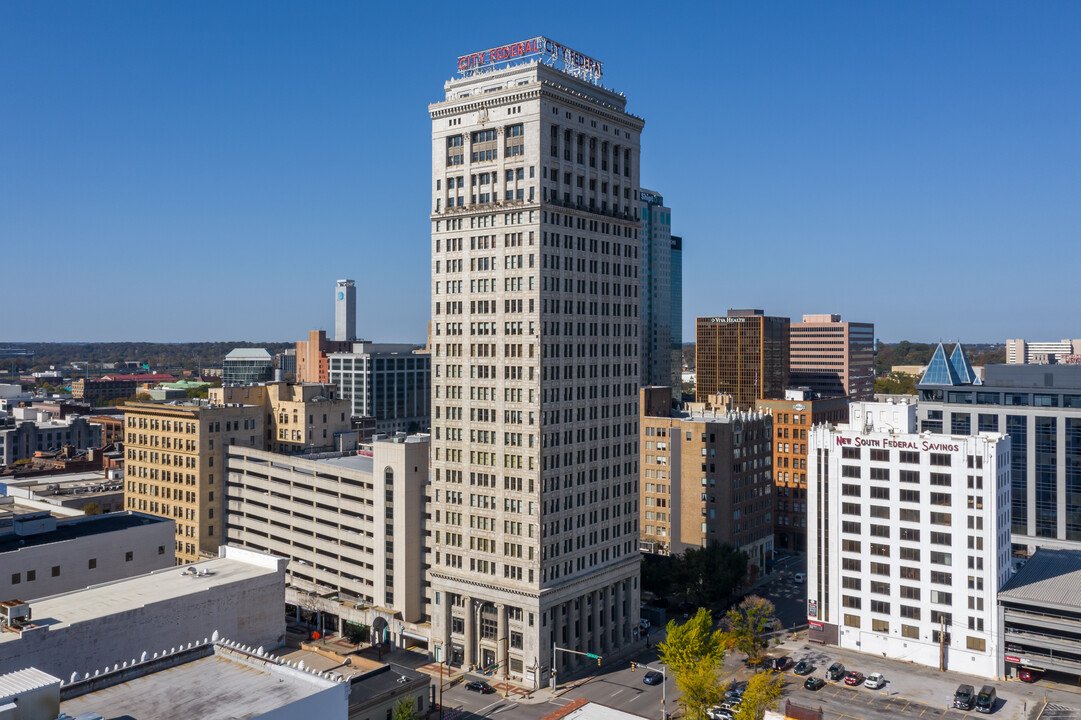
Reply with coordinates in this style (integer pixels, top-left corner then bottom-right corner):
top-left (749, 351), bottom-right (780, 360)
top-left (0, 514), bottom-right (174, 601)
top-left (0, 551), bottom-right (286, 680)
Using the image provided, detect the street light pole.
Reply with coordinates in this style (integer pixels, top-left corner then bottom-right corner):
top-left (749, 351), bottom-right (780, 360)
top-left (632, 661), bottom-right (667, 720)
top-left (551, 644), bottom-right (603, 691)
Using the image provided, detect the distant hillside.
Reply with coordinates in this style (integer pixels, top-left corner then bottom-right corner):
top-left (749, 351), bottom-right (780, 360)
top-left (678, 341), bottom-right (1005, 376)
top-left (1, 341), bottom-right (297, 373)
top-left (874, 341), bottom-right (1005, 376)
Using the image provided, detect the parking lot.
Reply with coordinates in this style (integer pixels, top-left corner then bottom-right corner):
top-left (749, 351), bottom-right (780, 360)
top-left (788, 679), bottom-right (1012, 720)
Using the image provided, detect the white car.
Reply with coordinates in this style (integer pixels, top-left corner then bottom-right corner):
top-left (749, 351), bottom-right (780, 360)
top-left (639, 618), bottom-right (651, 631)
top-left (864, 673), bottom-right (886, 689)
top-left (793, 572), bottom-right (806, 583)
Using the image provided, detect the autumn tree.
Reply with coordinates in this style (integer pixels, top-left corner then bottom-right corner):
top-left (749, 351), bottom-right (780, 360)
top-left (735, 671), bottom-right (784, 720)
top-left (658, 608), bottom-right (726, 720)
top-left (721, 596), bottom-right (775, 665)
top-left (677, 661), bottom-right (726, 720)
top-left (392, 697), bottom-right (418, 720)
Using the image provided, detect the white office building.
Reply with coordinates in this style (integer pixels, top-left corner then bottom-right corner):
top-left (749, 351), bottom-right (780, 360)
top-left (1006, 338), bottom-right (1081, 365)
top-left (327, 342), bottom-right (431, 433)
top-left (807, 400), bottom-right (1011, 678)
top-left (429, 38), bottom-right (644, 683)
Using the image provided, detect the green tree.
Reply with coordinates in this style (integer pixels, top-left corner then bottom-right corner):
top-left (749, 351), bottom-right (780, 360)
top-left (874, 371), bottom-right (918, 395)
top-left (658, 608), bottom-right (725, 675)
top-left (392, 697), bottom-right (417, 720)
top-left (82, 502), bottom-right (102, 516)
top-left (721, 596), bottom-right (775, 665)
top-left (681, 544), bottom-right (749, 606)
top-left (735, 671), bottom-right (784, 720)
top-left (343, 622), bottom-right (369, 647)
top-left (676, 660), bottom-right (725, 720)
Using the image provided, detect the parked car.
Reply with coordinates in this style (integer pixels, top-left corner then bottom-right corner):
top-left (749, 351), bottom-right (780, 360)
top-left (844, 671), bottom-right (865, 686)
top-left (864, 673), bottom-right (886, 689)
top-left (771, 656), bottom-right (793, 671)
top-left (793, 572), bottom-right (806, 583)
top-left (1018, 668), bottom-right (1043, 683)
top-left (725, 682), bottom-right (747, 700)
top-left (976, 685), bottom-right (997, 713)
top-left (643, 671), bottom-right (664, 686)
top-left (719, 702), bottom-right (741, 713)
top-left (804, 677), bottom-right (826, 691)
top-left (640, 618), bottom-right (651, 631)
top-left (826, 662), bottom-right (846, 681)
top-left (465, 681), bottom-right (494, 694)
top-left (793, 660), bottom-right (815, 676)
top-left (954, 684), bottom-right (975, 710)
top-left (709, 708), bottom-right (734, 720)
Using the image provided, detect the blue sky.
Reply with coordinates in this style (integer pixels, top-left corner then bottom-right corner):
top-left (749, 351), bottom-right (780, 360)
top-left (4, 2), bottom-right (1080, 344)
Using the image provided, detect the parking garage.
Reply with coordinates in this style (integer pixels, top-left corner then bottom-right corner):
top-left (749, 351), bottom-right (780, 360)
top-left (998, 548), bottom-right (1081, 680)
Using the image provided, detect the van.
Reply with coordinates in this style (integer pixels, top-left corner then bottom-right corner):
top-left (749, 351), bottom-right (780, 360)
top-left (976, 686), bottom-right (997, 713)
top-left (954, 684), bottom-right (975, 711)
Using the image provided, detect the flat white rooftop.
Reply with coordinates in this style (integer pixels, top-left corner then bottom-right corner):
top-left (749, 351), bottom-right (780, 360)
top-left (0, 555), bottom-right (278, 645)
top-left (59, 647), bottom-right (340, 720)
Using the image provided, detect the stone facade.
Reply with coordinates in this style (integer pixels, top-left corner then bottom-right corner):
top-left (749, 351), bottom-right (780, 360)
top-left (429, 57), bottom-right (645, 684)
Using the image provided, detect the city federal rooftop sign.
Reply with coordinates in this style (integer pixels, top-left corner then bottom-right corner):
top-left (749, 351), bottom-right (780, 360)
top-left (457, 37), bottom-right (602, 84)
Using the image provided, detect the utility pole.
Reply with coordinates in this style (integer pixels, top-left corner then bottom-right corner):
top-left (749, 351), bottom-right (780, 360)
top-left (631, 661), bottom-right (667, 720)
top-left (438, 660), bottom-right (446, 720)
top-left (939, 617), bottom-right (947, 672)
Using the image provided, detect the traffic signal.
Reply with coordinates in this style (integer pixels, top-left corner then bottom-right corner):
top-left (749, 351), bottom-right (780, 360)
top-left (630, 662), bottom-right (636, 673)
top-left (597, 657), bottom-right (602, 666)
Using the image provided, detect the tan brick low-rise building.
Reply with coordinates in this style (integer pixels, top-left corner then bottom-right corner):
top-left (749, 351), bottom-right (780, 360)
top-left (757, 389), bottom-right (849, 554)
top-left (123, 401), bottom-right (264, 564)
top-left (640, 387), bottom-right (774, 570)
top-left (210, 382), bottom-right (353, 454)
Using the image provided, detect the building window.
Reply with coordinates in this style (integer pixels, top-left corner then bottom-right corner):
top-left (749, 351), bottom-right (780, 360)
top-left (901, 624), bottom-right (919, 639)
top-left (966, 636), bottom-right (986, 652)
top-left (10, 573), bottom-right (19, 585)
top-left (52, 565), bottom-right (60, 577)
top-left (872, 619), bottom-right (889, 633)
top-left (26, 570), bottom-right (35, 582)
top-left (88, 558), bottom-right (97, 570)
top-left (844, 614), bottom-right (861, 628)
top-left (126, 551), bottom-right (134, 562)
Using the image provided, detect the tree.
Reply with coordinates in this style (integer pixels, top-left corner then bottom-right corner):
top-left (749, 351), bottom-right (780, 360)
top-left (680, 544), bottom-right (748, 606)
top-left (343, 621), bottom-right (369, 647)
top-left (735, 671), bottom-right (784, 720)
top-left (82, 502), bottom-right (102, 516)
top-left (658, 607), bottom-right (725, 675)
top-left (676, 660), bottom-right (725, 720)
top-left (392, 697), bottom-right (418, 720)
top-left (658, 608), bottom-right (726, 720)
top-left (874, 371), bottom-right (918, 395)
top-left (721, 596), bottom-right (775, 665)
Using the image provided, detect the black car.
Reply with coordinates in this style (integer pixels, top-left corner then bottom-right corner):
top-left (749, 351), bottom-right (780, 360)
top-left (826, 662), bottom-right (845, 681)
top-left (804, 677), bottom-right (826, 691)
top-left (644, 671), bottom-right (664, 686)
top-left (465, 681), bottom-right (495, 694)
top-left (793, 660), bottom-right (815, 676)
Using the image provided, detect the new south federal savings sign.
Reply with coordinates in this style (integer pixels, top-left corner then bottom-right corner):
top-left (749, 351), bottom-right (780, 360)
top-left (835, 434), bottom-right (961, 453)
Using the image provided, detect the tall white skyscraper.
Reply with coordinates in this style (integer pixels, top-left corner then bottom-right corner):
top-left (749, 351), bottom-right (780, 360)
top-left (429, 37), bottom-right (644, 683)
top-left (335, 279), bottom-right (356, 342)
